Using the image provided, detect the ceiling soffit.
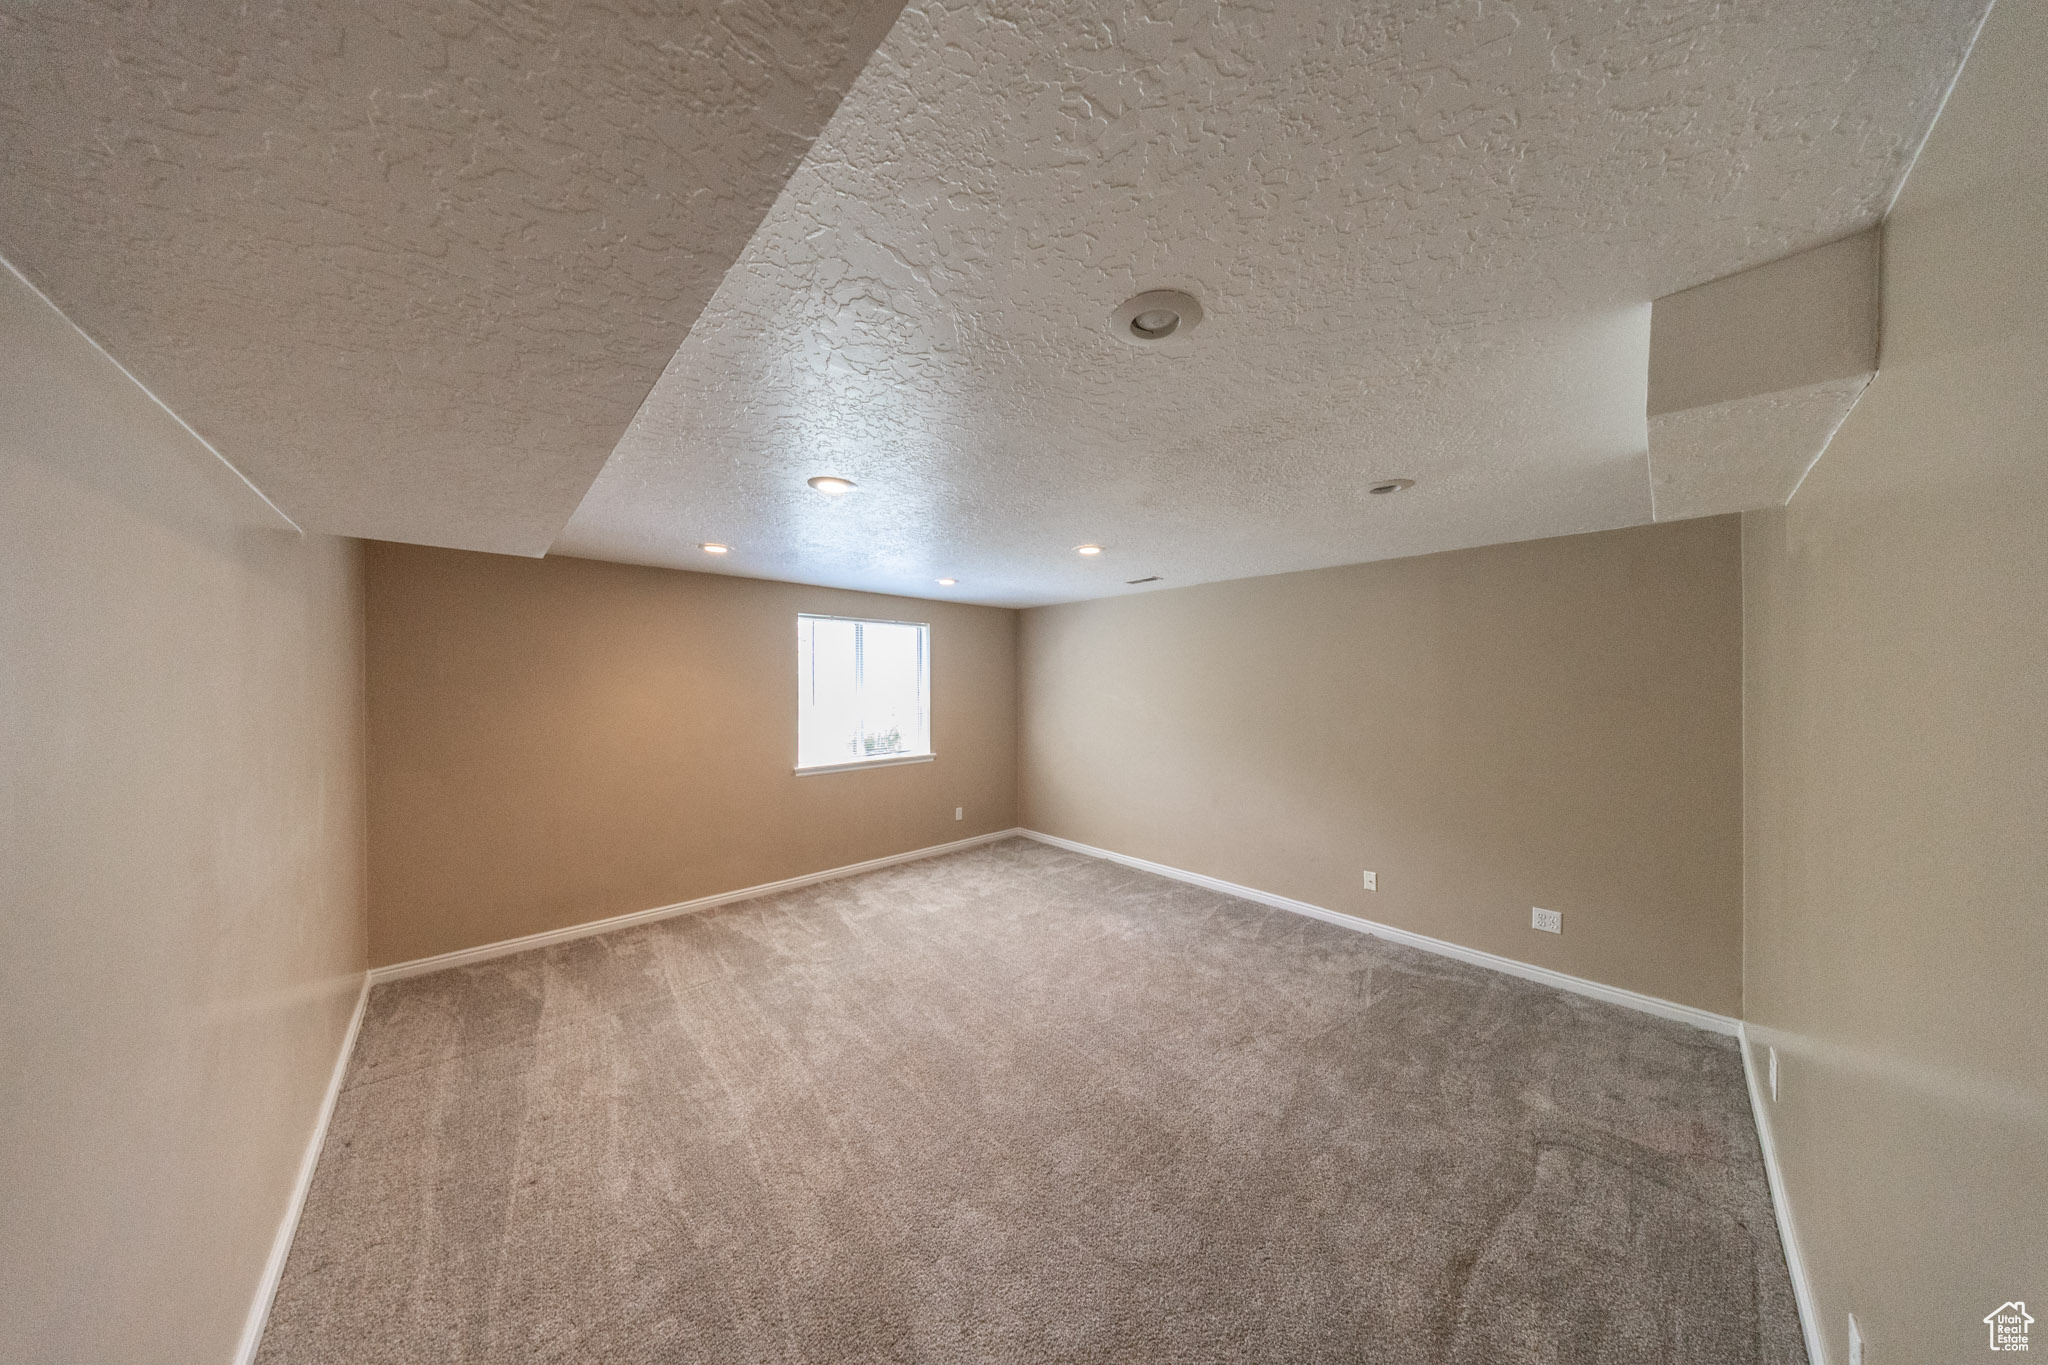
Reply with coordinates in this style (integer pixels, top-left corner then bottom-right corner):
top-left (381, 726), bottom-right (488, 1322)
top-left (0, 0), bottom-right (906, 554)
top-left (1648, 228), bottom-right (1883, 521)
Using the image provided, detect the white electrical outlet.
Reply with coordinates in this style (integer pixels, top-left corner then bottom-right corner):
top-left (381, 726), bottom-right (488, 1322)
top-left (954, 807), bottom-right (963, 821)
top-left (1532, 907), bottom-right (1562, 934)
top-left (1848, 1312), bottom-right (1865, 1364)
top-left (1362, 870), bottom-right (1376, 892)
top-left (1769, 1046), bottom-right (1779, 1101)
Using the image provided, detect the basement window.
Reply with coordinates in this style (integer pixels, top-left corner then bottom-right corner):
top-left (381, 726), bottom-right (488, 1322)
top-left (795, 614), bottom-right (933, 774)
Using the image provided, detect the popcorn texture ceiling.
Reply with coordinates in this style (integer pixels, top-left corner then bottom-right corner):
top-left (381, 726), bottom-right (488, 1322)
top-left (556, 0), bottom-right (1989, 605)
top-left (0, 0), bottom-right (906, 554)
top-left (0, 0), bottom-right (1990, 593)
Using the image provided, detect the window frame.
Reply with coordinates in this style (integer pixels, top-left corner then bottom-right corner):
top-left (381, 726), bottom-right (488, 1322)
top-left (792, 612), bottom-right (935, 776)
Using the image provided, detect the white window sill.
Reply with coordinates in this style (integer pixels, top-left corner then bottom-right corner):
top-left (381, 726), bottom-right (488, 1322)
top-left (793, 753), bottom-right (937, 776)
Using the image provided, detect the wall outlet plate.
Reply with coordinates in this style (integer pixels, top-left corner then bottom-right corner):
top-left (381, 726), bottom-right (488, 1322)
top-left (1362, 870), bottom-right (1376, 891)
top-left (954, 807), bottom-right (963, 820)
top-left (1532, 907), bottom-right (1562, 934)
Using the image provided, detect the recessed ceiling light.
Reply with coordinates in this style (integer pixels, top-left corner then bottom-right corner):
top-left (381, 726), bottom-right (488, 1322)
top-left (1368, 478), bottom-right (1416, 495)
top-left (936, 577), bottom-right (957, 586)
top-left (1075, 544), bottom-right (1106, 556)
top-left (807, 476), bottom-right (856, 495)
top-left (1110, 289), bottom-right (1204, 346)
top-left (700, 542), bottom-right (731, 554)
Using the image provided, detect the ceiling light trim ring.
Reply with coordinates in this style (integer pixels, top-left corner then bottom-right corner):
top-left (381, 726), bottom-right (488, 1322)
top-left (1110, 289), bottom-right (1204, 346)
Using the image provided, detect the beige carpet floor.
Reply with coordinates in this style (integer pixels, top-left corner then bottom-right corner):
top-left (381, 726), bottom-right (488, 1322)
top-left (258, 837), bottom-right (1805, 1364)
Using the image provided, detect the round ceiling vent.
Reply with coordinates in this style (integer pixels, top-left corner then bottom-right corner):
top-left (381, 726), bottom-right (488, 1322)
top-left (1111, 289), bottom-right (1203, 345)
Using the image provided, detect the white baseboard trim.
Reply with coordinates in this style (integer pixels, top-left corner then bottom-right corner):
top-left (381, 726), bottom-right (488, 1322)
top-left (1017, 829), bottom-right (1740, 1037)
top-left (1738, 1023), bottom-right (1827, 1365)
top-left (368, 828), bottom-right (1026, 984)
top-left (233, 971), bottom-right (371, 1365)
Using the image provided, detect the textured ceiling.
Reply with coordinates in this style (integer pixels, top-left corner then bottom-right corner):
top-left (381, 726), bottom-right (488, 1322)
top-left (558, 0), bottom-right (1989, 606)
top-left (0, 0), bottom-right (904, 554)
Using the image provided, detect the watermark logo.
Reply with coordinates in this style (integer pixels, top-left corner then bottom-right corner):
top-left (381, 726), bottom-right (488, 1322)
top-left (1985, 1301), bottom-right (2033, 1351)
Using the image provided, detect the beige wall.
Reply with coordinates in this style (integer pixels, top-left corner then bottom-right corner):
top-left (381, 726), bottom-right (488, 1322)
top-left (1019, 517), bottom-right (1744, 1015)
top-left (0, 264), bottom-right (366, 1362)
top-left (1741, 0), bottom-right (2048, 1358)
top-left (366, 545), bottom-right (1018, 966)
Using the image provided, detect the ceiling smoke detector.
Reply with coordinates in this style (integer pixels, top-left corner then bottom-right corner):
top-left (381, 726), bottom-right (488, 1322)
top-left (1111, 289), bottom-right (1203, 345)
top-left (1367, 478), bottom-right (1415, 495)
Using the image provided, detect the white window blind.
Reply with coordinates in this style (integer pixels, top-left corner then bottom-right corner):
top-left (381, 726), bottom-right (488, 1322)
top-left (796, 615), bottom-right (931, 770)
